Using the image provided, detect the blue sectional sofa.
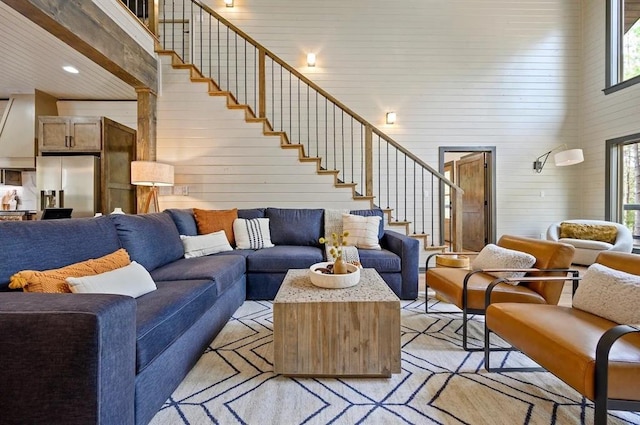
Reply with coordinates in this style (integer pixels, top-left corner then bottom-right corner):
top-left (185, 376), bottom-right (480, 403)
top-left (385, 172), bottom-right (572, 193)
top-left (0, 207), bottom-right (418, 425)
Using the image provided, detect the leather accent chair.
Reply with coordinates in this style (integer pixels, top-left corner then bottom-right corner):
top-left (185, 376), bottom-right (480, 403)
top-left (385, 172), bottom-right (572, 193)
top-left (425, 235), bottom-right (576, 351)
top-left (485, 251), bottom-right (640, 424)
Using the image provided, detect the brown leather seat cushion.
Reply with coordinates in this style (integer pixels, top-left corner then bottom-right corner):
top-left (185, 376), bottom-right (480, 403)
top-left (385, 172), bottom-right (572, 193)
top-left (487, 303), bottom-right (640, 401)
top-left (427, 267), bottom-right (546, 310)
top-left (426, 236), bottom-right (575, 310)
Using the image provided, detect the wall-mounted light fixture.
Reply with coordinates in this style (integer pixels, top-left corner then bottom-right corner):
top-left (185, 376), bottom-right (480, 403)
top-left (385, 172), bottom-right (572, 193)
top-left (386, 112), bottom-right (396, 125)
top-left (533, 144), bottom-right (584, 173)
top-left (307, 53), bottom-right (316, 67)
top-left (224, 0), bottom-right (234, 7)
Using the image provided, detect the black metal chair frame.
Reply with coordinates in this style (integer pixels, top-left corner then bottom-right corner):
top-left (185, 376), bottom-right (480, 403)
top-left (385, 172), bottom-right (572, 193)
top-left (483, 278), bottom-right (640, 424)
top-left (425, 252), bottom-right (579, 352)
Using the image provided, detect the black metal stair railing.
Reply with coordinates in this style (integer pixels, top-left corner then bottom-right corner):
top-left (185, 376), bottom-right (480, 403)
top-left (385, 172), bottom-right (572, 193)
top-left (119, 0), bottom-right (463, 250)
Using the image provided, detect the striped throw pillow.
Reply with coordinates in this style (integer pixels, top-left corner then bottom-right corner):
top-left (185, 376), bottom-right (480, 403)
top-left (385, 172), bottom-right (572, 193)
top-left (342, 213), bottom-right (382, 250)
top-left (233, 218), bottom-right (275, 250)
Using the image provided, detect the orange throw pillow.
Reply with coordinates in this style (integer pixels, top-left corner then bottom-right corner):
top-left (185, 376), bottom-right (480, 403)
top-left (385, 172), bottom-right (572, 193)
top-left (8, 248), bottom-right (131, 293)
top-left (193, 208), bottom-right (238, 246)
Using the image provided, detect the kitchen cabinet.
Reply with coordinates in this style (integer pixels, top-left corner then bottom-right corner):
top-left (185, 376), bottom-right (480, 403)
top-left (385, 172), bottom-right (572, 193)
top-left (37, 116), bottom-right (137, 215)
top-left (0, 170), bottom-right (22, 186)
top-left (38, 116), bottom-right (102, 152)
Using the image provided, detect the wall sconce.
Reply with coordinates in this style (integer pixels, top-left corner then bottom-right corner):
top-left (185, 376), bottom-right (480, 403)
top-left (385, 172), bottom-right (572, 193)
top-left (306, 53), bottom-right (316, 67)
top-left (386, 112), bottom-right (396, 125)
top-left (131, 161), bottom-right (175, 213)
top-left (224, 0), bottom-right (234, 7)
top-left (533, 144), bottom-right (584, 173)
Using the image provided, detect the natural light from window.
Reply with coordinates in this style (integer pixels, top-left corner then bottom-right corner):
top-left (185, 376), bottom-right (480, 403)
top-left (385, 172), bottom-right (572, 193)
top-left (623, 15), bottom-right (640, 81)
top-left (622, 142), bottom-right (640, 245)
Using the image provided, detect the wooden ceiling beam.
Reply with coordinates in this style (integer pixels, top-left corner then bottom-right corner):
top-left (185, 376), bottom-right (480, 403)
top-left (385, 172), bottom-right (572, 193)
top-left (0, 0), bottom-right (157, 93)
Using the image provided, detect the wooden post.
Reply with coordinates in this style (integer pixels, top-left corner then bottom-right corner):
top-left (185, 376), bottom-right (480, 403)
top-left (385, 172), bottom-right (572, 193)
top-left (147, 0), bottom-right (159, 37)
top-left (365, 126), bottom-right (373, 197)
top-left (135, 87), bottom-right (157, 213)
top-left (451, 188), bottom-right (463, 252)
top-left (258, 48), bottom-right (266, 119)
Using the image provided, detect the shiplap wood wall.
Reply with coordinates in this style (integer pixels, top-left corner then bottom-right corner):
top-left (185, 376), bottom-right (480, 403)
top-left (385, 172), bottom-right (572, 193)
top-left (63, 0), bottom-right (594, 240)
top-left (59, 54), bottom-right (370, 212)
top-left (209, 0), bottom-right (583, 239)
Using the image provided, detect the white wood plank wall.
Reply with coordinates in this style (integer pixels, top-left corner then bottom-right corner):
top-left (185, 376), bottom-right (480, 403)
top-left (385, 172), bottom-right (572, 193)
top-left (59, 56), bottom-right (370, 212)
top-left (209, 0), bottom-right (583, 239)
top-left (59, 0), bottom-right (640, 243)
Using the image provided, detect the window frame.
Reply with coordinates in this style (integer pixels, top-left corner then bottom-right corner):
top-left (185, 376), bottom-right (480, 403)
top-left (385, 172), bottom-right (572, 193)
top-left (605, 132), bottom-right (640, 224)
top-left (605, 0), bottom-right (640, 94)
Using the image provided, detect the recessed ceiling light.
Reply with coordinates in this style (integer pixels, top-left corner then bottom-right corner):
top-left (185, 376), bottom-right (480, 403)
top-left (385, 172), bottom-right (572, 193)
top-left (63, 66), bottom-right (79, 74)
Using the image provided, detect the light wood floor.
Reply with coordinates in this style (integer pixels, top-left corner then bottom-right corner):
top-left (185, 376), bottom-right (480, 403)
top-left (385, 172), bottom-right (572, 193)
top-left (419, 264), bottom-right (587, 308)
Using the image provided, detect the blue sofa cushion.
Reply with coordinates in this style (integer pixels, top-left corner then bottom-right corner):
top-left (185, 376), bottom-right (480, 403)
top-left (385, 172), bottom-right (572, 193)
top-left (165, 208), bottom-right (197, 236)
top-left (265, 208), bottom-right (324, 246)
top-left (357, 248), bottom-right (401, 272)
top-left (247, 246), bottom-right (324, 272)
top-left (238, 208), bottom-right (265, 219)
top-left (150, 254), bottom-right (246, 296)
top-left (350, 209), bottom-right (385, 240)
top-left (110, 213), bottom-right (184, 272)
top-left (135, 279), bottom-right (217, 372)
top-left (0, 216), bottom-right (121, 290)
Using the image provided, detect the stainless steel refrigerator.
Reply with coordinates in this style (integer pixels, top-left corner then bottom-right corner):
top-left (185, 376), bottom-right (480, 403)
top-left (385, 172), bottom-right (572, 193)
top-left (36, 156), bottom-right (100, 218)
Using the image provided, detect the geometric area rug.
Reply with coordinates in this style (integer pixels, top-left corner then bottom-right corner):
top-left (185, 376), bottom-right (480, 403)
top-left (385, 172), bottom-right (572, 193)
top-left (150, 295), bottom-right (640, 425)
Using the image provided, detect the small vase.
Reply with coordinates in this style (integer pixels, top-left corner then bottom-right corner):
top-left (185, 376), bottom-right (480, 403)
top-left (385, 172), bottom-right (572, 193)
top-left (333, 256), bottom-right (348, 274)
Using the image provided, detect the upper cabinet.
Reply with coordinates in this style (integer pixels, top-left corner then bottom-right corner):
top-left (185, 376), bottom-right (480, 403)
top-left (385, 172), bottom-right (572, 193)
top-left (38, 117), bottom-right (102, 152)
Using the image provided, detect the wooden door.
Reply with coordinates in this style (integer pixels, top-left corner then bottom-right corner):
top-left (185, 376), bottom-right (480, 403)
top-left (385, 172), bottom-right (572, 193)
top-left (443, 161), bottom-right (454, 242)
top-left (457, 152), bottom-right (486, 251)
top-left (102, 118), bottom-right (136, 214)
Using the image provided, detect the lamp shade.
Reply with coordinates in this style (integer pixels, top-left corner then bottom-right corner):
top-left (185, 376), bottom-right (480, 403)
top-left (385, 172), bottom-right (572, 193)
top-left (554, 149), bottom-right (584, 167)
top-left (131, 161), bottom-right (174, 186)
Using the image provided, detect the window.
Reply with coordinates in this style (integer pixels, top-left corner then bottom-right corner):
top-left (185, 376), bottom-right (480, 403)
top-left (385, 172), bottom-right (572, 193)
top-left (606, 135), bottom-right (640, 249)
top-left (605, 0), bottom-right (640, 93)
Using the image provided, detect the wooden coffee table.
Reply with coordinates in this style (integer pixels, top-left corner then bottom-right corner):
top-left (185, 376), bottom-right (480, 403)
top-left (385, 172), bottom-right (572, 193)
top-left (273, 268), bottom-right (401, 377)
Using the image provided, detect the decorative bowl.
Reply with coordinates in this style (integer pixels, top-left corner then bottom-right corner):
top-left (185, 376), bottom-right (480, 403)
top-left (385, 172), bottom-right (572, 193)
top-left (308, 261), bottom-right (361, 289)
top-left (435, 254), bottom-right (470, 268)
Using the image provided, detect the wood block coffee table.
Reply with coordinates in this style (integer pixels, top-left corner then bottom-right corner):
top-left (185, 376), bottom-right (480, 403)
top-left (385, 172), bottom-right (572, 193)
top-left (273, 268), bottom-right (401, 377)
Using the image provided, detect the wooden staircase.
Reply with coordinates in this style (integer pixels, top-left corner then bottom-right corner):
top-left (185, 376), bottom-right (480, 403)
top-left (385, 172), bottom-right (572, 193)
top-left (144, 0), bottom-right (463, 252)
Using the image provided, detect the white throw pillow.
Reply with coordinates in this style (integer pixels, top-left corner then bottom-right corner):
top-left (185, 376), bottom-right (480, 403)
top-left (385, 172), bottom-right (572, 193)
top-left (180, 231), bottom-right (233, 258)
top-left (342, 213), bottom-right (382, 250)
top-left (233, 218), bottom-right (274, 250)
top-left (66, 261), bottom-right (156, 298)
top-left (471, 244), bottom-right (536, 282)
top-left (573, 263), bottom-right (640, 324)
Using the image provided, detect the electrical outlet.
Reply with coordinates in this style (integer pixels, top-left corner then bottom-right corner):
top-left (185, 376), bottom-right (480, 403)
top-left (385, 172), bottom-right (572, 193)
top-left (173, 185), bottom-right (189, 196)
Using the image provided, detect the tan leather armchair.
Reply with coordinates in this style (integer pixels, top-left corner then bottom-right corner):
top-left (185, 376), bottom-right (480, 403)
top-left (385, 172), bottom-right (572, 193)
top-left (425, 235), bottom-right (576, 351)
top-left (485, 251), bottom-right (640, 424)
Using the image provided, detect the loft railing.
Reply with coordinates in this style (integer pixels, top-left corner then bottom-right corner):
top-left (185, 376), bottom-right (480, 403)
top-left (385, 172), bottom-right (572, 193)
top-left (119, 0), bottom-right (463, 250)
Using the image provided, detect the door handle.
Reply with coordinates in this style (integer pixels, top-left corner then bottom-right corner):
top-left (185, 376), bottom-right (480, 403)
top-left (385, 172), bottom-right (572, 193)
top-left (69, 135), bottom-right (73, 147)
top-left (64, 135), bottom-right (69, 147)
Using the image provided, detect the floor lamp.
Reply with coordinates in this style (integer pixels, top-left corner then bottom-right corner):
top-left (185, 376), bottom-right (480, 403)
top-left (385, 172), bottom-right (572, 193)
top-left (131, 161), bottom-right (175, 213)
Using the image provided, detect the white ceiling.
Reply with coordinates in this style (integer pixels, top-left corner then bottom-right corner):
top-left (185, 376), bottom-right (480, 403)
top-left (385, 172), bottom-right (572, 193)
top-left (0, 2), bottom-right (137, 101)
